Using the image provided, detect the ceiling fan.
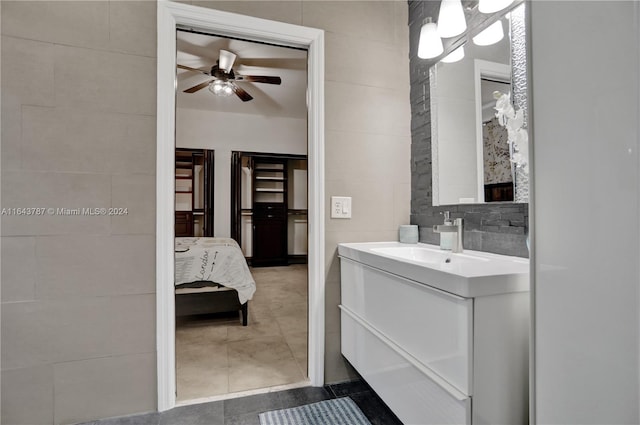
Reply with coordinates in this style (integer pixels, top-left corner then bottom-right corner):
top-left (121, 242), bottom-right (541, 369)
top-left (178, 50), bottom-right (282, 102)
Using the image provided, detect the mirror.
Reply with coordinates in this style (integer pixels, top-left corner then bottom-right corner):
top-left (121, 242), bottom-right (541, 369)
top-left (430, 4), bottom-right (528, 206)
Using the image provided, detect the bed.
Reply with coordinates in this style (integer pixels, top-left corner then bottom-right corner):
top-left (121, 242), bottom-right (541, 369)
top-left (175, 237), bottom-right (256, 326)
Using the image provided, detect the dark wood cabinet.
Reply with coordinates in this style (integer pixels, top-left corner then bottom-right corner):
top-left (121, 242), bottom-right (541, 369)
top-left (175, 148), bottom-right (214, 237)
top-left (251, 158), bottom-right (288, 266)
top-left (175, 211), bottom-right (194, 237)
top-left (252, 204), bottom-right (287, 266)
top-left (484, 182), bottom-right (514, 202)
top-left (231, 152), bottom-right (307, 267)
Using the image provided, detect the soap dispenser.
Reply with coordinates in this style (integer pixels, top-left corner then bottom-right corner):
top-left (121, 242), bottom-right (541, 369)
top-left (440, 211), bottom-right (454, 250)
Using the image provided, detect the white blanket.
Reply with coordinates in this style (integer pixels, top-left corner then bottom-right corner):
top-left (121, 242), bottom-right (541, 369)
top-left (174, 237), bottom-right (256, 304)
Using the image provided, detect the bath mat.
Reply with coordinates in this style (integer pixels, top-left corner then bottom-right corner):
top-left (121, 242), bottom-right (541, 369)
top-left (259, 397), bottom-right (372, 425)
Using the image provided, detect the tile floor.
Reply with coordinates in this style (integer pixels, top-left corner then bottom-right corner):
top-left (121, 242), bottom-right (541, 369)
top-left (81, 380), bottom-right (404, 425)
top-left (176, 264), bottom-right (309, 401)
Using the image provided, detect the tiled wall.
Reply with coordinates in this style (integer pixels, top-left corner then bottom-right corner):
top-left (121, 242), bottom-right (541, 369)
top-left (0, 1), bottom-right (411, 423)
top-left (407, 0), bottom-right (529, 258)
top-left (1, 2), bottom-right (157, 424)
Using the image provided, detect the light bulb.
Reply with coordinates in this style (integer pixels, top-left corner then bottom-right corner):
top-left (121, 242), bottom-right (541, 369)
top-left (479, 0), bottom-right (515, 14)
top-left (441, 45), bottom-right (465, 63)
top-left (418, 17), bottom-right (443, 59)
top-left (437, 0), bottom-right (467, 38)
top-left (472, 20), bottom-right (504, 46)
top-left (224, 85), bottom-right (233, 95)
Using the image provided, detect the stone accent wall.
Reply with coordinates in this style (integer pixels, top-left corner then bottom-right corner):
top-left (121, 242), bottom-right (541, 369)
top-left (408, 0), bottom-right (529, 258)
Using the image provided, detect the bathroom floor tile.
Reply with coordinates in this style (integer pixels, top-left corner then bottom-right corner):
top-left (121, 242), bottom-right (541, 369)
top-left (79, 378), bottom-right (401, 425)
top-left (223, 391), bottom-right (283, 417)
top-left (349, 390), bottom-right (404, 425)
top-left (276, 386), bottom-right (333, 409)
top-left (159, 402), bottom-right (224, 425)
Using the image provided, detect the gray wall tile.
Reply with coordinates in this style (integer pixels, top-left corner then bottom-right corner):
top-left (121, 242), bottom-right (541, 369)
top-left (53, 353), bottom-right (156, 425)
top-left (1, 365), bottom-right (54, 425)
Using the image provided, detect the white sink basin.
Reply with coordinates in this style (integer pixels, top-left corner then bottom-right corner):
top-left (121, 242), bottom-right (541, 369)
top-left (338, 241), bottom-right (529, 297)
top-left (371, 246), bottom-right (490, 265)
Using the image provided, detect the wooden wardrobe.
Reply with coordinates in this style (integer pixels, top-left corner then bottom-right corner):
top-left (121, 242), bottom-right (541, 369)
top-left (231, 152), bottom-right (308, 267)
top-left (175, 148), bottom-right (215, 237)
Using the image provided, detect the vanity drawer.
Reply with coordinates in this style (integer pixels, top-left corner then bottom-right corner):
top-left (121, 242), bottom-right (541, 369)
top-left (340, 257), bottom-right (473, 395)
top-left (341, 307), bottom-right (471, 425)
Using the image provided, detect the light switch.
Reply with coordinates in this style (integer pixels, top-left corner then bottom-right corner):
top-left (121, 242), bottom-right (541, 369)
top-left (331, 196), bottom-right (352, 219)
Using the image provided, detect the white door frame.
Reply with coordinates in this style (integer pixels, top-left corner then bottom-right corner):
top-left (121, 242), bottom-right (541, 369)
top-left (156, 1), bottom-right (325, 412)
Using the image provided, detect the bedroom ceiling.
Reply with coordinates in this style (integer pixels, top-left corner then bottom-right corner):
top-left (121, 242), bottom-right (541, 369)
top-left (176, 30), bottom-right (308, 119)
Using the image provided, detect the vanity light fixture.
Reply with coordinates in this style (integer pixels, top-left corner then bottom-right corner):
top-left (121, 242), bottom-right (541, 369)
top-left (437, 0), bottom-right (467, 38)
top-left (418, 17), bottom-right (444, 59)
top-left (472, 20), bottom-right (504, 46)
top-left (441, 45), bottom-right (465, 63)
top-left (478, 0), bottom-right (515, 14)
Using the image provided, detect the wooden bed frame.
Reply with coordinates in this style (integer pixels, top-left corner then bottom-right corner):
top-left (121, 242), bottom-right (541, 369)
top-left (175, 287), bottom-right (248, 326)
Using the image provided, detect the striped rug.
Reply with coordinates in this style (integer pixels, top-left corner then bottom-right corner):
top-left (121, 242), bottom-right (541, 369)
top-left (259, 397), bottom-right (372, 425)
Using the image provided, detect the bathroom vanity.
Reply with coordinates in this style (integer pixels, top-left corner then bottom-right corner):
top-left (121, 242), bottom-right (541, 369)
top-left (338, 242), bottom-right (529, 425)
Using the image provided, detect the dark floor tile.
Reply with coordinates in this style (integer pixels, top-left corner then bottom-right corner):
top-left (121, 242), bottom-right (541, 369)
top-left (277, 386), bottom-right (333, 409)
top-left (326, 379), bottom-right (370, 398)
top-left (223, 392), bottom-right (283, 418)
top-left (348, 391), bottom-right (404, 425)
top-left (79, 382), bottom-right (402, 425)
top-left (224, 413), bottom-right (261, 425)
top-left (160, 402), bottom-right (224, 425)
top-left (80, 412), bottom-right (160, 425)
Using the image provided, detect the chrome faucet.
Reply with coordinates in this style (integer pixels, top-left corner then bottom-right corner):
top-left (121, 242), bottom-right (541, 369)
top-left (433, 217), bottom-right (464, 253)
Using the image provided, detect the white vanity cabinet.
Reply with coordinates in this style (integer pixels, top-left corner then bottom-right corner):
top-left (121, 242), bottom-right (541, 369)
top-left (338, 242), bottom-right (529, 425)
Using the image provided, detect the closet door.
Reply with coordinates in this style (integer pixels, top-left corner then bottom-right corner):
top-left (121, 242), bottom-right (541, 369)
top-left (230, 151), bottom-right (243, 244)
top-left (203, 150), bottom-right (215, 237)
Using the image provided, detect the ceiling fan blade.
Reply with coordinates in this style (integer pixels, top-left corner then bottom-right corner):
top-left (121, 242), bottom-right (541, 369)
top-left (230, 82), bottom-right (253, 102)
top-left (219, 50), bottom-right (237, 73)
top-left (237, 58), bottom-right (306, 70)
top-left (183, 80), bottom-right (213, 93)
top-left (177, 64), bottom-right (210, 75)
top-left (235, 75), bottom-right (282, 85)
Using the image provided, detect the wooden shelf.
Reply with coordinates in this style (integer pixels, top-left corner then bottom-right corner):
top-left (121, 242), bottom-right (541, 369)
top-left (251, 158), bottom-right (288, 267)
top-left (175, 148), bottom-right (214, 237)
top-left (232, 152), bottom-right (308, 266)
top-left (254, 168), bottom-right (285, 172)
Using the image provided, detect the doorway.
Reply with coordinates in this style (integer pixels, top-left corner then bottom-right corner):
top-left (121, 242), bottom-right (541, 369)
top-left (174, 30), bottom-right (309, 401)
top-left (156, 2), bottom-right (325, 411)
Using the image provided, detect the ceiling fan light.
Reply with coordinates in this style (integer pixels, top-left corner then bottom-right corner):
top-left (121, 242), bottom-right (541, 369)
top-left (479, 0), bottom-right (515, 14)
top-left (441, 45), bottom-right (465, 63)
top-left (209, 80), bottom-right (233, 97)
top-left (472, 20), bottom-right (504, 46)
top-left (218, 50), bottom-right (237, 73)
top-left (437, 0), bottom-right (467, 38)
top-left (418, 17), bottom-right (444, 59)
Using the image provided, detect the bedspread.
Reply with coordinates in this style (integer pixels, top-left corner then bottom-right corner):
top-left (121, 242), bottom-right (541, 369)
top-left (175, 237), bottom-right (256, 304)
